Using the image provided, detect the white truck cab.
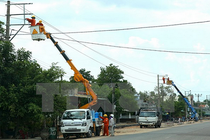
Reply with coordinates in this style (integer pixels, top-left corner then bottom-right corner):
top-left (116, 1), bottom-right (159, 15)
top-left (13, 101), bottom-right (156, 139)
top-left (138, 108), bottom-right (162, 128)
top-left (60, 109), bottom-right (93, 138)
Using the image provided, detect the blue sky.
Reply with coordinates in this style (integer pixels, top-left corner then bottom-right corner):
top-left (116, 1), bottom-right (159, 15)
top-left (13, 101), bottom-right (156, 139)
top-left (1, 0), bottom-right (210, 102)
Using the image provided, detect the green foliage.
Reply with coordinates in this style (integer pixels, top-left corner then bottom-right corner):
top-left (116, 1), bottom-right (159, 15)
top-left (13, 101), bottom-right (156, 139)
top-left (0, 38), bottom-right (67, 137)
top-left (97, 63), bottom-right (124, 86)
top-left (0, 21), bottom-right (5, 40)
top-left (70, 68), bottom-right (95, 83)
top-left (171, 95), bottom-right (186, 117)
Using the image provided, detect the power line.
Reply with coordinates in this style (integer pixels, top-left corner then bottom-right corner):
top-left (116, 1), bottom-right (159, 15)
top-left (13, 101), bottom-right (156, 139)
top-left (54, 37), bottom-right (210, 55)
top-left (7, 7), bottom-right (164, 83)
top-left (10, 19), bottom-right (210, 35)
top-left (51, 20), bottom-right (210, 34)
top-left (11, 29), bottom-right (210, 56)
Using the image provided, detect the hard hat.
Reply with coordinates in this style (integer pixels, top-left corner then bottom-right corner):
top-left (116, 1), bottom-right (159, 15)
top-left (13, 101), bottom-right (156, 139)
top-left (31, 15), bottom-right (35, 18)
top-left (104, 114), bottom-right (107, 117)
top-left (39, 20), bottom-right (42, 23)
top-left (110, 114), bottom-right (114, 117)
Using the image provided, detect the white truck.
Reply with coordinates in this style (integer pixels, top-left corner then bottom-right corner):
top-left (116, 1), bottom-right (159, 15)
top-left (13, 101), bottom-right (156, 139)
top-left (60, 109), bottom-right (103, 139)
top-left (138, 107), bottom-right (162, 128)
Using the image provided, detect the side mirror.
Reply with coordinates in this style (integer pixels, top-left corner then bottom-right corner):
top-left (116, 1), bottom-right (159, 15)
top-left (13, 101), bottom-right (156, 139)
top-left (87, 116), bottom-right (91, 119)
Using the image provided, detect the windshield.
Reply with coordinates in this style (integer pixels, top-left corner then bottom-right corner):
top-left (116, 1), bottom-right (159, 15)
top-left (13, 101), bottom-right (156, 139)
top-left (62, 111), bottom-right (85, 120)
top-left (139, 112), bottom-right (156, 117)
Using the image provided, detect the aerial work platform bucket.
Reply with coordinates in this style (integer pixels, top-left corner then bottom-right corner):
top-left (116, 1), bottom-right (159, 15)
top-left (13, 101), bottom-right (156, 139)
top-left (30, 25), bottom-right (45, 41)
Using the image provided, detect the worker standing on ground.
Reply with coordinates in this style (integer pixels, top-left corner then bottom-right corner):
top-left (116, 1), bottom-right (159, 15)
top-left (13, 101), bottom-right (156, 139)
top-left (26, 15), bottom-right (36, 26)
top-left (100, 114), bottom-right (109, 136)
top-left (109, 114), bottom-right (115, 136)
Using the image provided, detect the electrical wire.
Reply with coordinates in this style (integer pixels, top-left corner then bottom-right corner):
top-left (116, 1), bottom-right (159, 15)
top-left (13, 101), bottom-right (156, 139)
top-left (14, 5), bottom-right (158, 82)
top-left (53, 37), bottom-right (210, 55)
top-left (39, 20), bottom-right (210, 34)
top-left (6, 5), bottom-right (186, 84)
top-left (10, 20), bottom-right (210, 35)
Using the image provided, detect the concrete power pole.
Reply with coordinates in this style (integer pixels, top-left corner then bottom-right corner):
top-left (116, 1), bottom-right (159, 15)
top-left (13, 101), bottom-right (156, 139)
top-left (157, 75), bottom-right (160, 110)
top-left (6, 0), bottom-right (10, 41)
top-left (5, 1), bottom-right (33, 41)
top-left (185, 90), bottom-right (191, 119)
top-left (195, 93), bottom-right (202, 120)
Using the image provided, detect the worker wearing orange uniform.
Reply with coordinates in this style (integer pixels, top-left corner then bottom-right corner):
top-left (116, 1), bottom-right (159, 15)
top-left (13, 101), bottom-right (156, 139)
top-left (36, 20), bottom-right (43, 26)
top-left (35, 20), bottom-right (46, 34)
top-left (26, 15), bottom-right (36, 26)
top-left (100, 114), bottom-right (109, 136)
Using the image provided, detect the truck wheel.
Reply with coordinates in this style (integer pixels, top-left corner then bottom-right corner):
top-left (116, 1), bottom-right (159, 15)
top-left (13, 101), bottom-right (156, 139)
top-left (140, 125), bottom-right (142, 128)
top-left (86, 129), bottom-right (92, 138)
top-left (155, 123), bottom-right (158, 128)
top-left (96, 127), bottom-right (100, 136)
top-left (63, 134), bottom-right (68, 139)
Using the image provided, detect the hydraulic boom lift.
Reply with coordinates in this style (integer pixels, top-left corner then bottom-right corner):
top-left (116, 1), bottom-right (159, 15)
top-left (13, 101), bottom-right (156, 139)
top-left (29, 22), bottom-right (97, 109)
top-left (164, 78), bottom-right (198, 121)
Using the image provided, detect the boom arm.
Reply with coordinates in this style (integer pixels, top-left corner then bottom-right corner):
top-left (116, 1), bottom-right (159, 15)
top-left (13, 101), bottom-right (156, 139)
top-left (45, 33), bottom-right (97, 109)
top-left (171, 81), bottom-right (198, 121)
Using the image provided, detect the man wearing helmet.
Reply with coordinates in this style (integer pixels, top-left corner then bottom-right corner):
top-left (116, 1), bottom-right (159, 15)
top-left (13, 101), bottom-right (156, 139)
top-left (26, 15), bottom-right (36, 26)
top-left (36, 20), bottom-right (43, 26)
top-left (109, 114), bottom-right (115, 136)
top-left (100, 114), bottom-right (109, 136)
top-left (35, 20), bottom-right (46, 34)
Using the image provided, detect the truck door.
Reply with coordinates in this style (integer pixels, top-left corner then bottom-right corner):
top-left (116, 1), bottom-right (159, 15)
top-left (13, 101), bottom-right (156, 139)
top-left (87, 110), bottom-right (93, 128)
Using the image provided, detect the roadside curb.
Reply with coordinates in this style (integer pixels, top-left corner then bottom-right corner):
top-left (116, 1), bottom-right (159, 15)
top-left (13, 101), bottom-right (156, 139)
top-left (115, 123), bottom-right (139, 128)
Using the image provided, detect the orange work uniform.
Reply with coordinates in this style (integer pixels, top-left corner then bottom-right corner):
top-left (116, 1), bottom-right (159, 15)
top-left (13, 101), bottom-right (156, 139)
top-left (100, 116), bottom-right (109, 136)
top-left (26, 18), bottom-right (36, 26)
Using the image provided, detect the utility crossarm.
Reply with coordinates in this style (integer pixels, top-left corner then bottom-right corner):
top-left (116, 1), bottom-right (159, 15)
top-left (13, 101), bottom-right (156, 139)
top-left (171, 81), bottom-right (198, 121)
top-left (45, 33), bottom-right (97, 109)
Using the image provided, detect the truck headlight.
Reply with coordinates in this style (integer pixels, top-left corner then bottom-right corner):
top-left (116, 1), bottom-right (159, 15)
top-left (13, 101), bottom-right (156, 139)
top-left (82, 122), bottom-right (87, 126)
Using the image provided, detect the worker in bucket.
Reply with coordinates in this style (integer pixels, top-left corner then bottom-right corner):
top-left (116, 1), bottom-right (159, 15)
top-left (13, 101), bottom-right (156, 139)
top-left (36, 20), bottom-right (43, 26)
top-left (36, 20), bottom-right (46, 34)
top-left (100, 114), bottom-right (109, 136)
top-left (109, 114), bottom-right (115, 136)
top-left (26, 15), bottom-right (36, 26)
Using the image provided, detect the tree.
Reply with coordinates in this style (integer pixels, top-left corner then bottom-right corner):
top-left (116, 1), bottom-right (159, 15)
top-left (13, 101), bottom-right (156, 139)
top-left (97, 63), bottom-right (124, 86)
top-left (0, 22), bottom-right (67, 137)
top-left (96, 64), bottom-right (138, 122)
top-left (0, 21), bottom-right (5, 40)
top-left (69, 68), bottom-right (95, 83)
top-left (171, 95), bottom-right (186, 118)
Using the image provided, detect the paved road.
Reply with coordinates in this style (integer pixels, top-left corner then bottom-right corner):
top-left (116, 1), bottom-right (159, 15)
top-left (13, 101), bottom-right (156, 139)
top-left (21, 121), bottom-right (209, 140)
top-left (98, 121), bottom-right (210, 140)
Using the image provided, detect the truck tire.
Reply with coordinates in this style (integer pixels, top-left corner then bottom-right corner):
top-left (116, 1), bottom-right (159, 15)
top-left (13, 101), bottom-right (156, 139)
top-left (155, 123), bottom-right (158, 128)
top-left (63, 134), bottom-right (68, 139)
top-left (86, 129), bottom-right (92, 138)
top-left (76, 135), bottom-right (80, 138)
top-left (140, 125), bottom-right (143, 128)
top-left (158, 123), bottom-right (161, 128)
top-left (96, 127), bottom-right (100, 136)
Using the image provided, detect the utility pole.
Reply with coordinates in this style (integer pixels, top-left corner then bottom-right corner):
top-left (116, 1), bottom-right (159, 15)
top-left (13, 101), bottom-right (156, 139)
top-left (5, 1), bottom-right (33, 41)
top-left (195, 93), bottom-right (202, 120)
top-left (157, 75), bottom-right (160, 111)
top-left (5, 0), bottom-right (10, 41)
top-left (112, 85), bottom-right (115, 117)
top-left (185, 90), bottom-right (191, 119)
top-left (157, 74), bottom-right (168, 121)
